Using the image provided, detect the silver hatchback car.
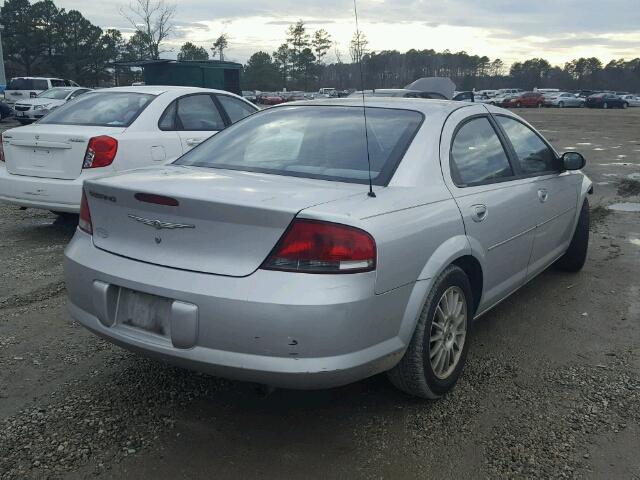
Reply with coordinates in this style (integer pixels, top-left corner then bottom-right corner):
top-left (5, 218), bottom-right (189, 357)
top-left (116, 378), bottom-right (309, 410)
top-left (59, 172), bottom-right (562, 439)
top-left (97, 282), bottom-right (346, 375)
top-left (64, 99), bottom-right (592, 398)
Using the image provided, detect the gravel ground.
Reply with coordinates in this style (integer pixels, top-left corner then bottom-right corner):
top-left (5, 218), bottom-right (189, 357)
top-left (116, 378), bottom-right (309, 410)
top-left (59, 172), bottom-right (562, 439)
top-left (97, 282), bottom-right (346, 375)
top-left (1, 109), bottom-right (639, 479)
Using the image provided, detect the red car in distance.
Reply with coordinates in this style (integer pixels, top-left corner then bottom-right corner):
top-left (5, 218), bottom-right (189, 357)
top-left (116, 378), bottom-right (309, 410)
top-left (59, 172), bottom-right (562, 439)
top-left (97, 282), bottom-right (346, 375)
top-left (506, 92), bottom-right (544, 108)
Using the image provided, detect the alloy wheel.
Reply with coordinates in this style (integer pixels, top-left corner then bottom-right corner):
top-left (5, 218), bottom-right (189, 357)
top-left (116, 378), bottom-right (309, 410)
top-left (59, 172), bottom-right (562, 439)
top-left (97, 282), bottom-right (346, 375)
top-left (429, 286), bottom-right (468, 380)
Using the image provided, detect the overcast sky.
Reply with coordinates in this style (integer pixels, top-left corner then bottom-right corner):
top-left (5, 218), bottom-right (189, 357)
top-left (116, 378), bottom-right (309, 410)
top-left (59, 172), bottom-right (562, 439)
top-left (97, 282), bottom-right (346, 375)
top-left (55, 0), bottom-right (640, 66)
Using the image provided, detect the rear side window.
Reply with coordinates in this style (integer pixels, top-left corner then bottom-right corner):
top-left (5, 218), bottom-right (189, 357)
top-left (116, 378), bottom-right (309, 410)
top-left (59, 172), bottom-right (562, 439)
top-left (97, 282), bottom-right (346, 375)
top-left (176, 94), bottom-right (225, 131)
top-left (175, 105), bottom-right (423, 186)
top-left (496, 117), bottom-right (557, 175)
top-left (217, 95), bottom-right (256, 123)
top-left (450, 117), bottom-right (513, 186)
top-left (51, 79), bottom-right (65, 87)
top-left (7, 78), bottom-right (48, 90)
top-left (38, 92), bottom-right (155, 127)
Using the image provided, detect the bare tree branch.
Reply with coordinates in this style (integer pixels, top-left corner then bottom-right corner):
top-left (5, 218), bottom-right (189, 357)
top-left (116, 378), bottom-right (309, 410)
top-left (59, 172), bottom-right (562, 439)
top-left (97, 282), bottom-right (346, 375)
top-left (119, 0), bottom-right (176, 59)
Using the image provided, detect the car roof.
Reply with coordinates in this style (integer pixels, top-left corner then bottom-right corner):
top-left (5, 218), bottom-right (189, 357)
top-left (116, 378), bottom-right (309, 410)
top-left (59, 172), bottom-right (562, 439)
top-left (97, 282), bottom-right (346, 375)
top-left (99, 85), bottom-right (232, 96)
top-left (276, 97), bottom-right (470, 115)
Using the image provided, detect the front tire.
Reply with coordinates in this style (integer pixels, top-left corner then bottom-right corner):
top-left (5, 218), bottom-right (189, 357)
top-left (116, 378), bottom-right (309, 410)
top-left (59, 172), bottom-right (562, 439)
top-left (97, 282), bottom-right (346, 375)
top-left (603, 102), bottom-right (609, 109)
top-left (622, 102), bottom-right (628, 109)
top-left (555, 199), bottom-right (589, 272)
top-left (558, 101), bottom-right (564, 108)
top-left (388, 265), bottom-right (473, 399)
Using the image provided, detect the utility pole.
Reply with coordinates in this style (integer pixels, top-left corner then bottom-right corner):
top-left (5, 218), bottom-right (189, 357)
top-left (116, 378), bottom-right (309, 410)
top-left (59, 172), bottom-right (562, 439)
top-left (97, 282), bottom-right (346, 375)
top-left (0, 24), bottom-right (6, 89)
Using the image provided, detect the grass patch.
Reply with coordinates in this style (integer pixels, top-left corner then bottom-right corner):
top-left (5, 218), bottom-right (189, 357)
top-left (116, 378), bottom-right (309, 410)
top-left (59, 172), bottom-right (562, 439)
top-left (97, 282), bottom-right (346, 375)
top-left (617, 178), bottom-right (640, 197)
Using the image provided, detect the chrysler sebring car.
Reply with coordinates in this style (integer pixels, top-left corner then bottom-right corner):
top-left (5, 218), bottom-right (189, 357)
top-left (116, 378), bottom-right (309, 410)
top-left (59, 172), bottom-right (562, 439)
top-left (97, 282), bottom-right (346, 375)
top-left (64, 98), bottom-right (591, 398)
top-left (0, 86), bottom-right (257, 215)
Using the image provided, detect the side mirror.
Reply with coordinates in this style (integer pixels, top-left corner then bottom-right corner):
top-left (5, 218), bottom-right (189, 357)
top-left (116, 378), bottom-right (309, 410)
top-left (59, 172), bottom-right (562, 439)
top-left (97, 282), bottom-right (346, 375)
top-left (561, 152), bottom-right (586, 171)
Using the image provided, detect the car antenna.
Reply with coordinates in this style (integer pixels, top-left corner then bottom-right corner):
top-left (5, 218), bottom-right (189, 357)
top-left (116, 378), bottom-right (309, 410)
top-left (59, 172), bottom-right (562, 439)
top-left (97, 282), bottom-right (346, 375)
top-left (353, 0), bottom-right (376, 198)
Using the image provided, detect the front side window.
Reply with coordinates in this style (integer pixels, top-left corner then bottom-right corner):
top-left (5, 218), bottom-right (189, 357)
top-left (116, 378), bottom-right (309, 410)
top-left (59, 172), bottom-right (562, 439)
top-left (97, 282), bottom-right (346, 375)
top-left (496, 116), bottom-right (557, 175)
top-left (177, 94), bottom-right (225, 131)
top-left (39, 92), bottom-right (155, 127)
top-left (51, 79), bottom-right (65, 87)
top-left (217, 95), bottom-right (257, 123)
top-left (450, 117), bottom-right (513, 186)
top-left (175, 105), bottom-right (423, 186)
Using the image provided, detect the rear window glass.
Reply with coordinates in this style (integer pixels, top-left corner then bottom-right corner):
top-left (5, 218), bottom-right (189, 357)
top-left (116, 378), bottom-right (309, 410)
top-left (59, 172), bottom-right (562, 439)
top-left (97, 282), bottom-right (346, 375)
top-left (38, 88), bottom-right (72, 100)
top-left (39, 92), bottom-right (155, 127)
top-left (7, 78), bottom-right (48, 90)
top-left (175, 105), bottom-right (424, 185)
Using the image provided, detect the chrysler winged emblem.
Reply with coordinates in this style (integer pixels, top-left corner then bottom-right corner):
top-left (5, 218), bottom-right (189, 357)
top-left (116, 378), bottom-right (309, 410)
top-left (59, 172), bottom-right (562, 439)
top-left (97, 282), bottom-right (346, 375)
top-left (128, 214), bottom-right (195, 230)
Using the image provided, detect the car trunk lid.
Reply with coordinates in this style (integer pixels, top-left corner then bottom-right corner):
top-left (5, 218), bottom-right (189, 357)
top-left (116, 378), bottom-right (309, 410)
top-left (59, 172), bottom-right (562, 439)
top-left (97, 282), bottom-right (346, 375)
top-left (85, 166), bottom-right (364, 276)
top-left (3, 125), bottom-right (126, 180)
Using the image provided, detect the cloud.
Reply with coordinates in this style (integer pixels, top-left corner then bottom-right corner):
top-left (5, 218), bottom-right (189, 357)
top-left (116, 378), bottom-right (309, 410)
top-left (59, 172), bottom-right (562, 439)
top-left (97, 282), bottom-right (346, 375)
top-left (55, 0), bottom-right (640, 64)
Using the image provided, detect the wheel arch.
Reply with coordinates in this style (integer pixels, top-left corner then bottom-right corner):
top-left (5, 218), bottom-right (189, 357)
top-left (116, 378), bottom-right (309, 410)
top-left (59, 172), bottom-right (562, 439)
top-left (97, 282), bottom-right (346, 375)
top-left (397, 235), bottom-right (485, 346)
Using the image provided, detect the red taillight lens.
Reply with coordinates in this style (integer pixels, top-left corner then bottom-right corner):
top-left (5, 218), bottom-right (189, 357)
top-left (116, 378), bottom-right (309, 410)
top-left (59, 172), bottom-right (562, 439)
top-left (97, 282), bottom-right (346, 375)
top-left (79, 190), bottom-right (93, 234)
top-left (262, 219), bottom-right (376, 274)
top-left (83, 136), bottom-right (118, 169)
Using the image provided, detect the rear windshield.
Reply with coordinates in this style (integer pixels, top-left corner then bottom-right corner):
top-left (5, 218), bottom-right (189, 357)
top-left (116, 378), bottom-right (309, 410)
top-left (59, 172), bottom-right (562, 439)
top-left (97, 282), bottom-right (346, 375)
top-left (38, 92), bottom-right (155, 127)
top-left (37, 88), bottom-right (72, 100)
top-left (175, 105), bottom-right (424, 185)
top-left (7, 78), bottom-right (48, 90)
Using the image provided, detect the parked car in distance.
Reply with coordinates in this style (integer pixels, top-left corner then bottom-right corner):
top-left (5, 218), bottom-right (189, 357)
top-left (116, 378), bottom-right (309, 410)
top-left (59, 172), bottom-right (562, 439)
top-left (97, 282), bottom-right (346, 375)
top-left (618, 94), bottom-right (640, 107)
top-left (4, 77), bottom-right (80, 105)
top-left (488, 94), bottom-right (516, 107)
top-left (64, 98), bottom-right (592, 399)
top-left (585, 93), bottom-right (629, 109)
top-left (543, 92), bottom-right (585, 108)
top-left (13, 87), bottom-right (93, 124)
top-left (0, 86), bottom-right (258, 214)
top-left (241, 91), bottom-right (257, 103)
top-left (258, 93), bottom-right (285, 105)
top-left (475, 89), bottom-right (497, 98)
top-left (506, 91), bottom-right (544, 108)
top-left (495, 88), bottom-right (523, 97)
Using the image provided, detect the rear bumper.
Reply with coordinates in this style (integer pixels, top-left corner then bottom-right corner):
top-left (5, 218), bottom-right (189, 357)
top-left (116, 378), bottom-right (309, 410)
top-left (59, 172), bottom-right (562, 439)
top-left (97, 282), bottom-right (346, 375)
top-left (64, 231), bottom-right (412, 389)
top-left (0, 166), bottom-right (98, 213)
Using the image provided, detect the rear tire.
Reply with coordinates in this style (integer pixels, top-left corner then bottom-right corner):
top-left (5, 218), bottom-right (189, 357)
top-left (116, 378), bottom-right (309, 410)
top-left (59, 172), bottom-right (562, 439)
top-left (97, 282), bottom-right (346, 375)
top-left (558, 102), bottom-right (564, 108)
top-left (603, 102), bottom-right (609, 109)
top-left (388, 265), bottom-right (473, 399)
top-left (555, 199), bottom-right (589, 272)
top-left (516, 102), bottom-right (522, 108)
top-left (622, 102), bottom-right (629, 109)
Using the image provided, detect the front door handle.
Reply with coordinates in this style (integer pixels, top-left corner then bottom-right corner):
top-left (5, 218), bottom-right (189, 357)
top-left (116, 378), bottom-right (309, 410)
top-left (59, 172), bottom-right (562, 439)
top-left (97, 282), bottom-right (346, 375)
top-left (471, 204), bottom-right (488, 222)
top-left (538, 188), bottom-right (549, 203)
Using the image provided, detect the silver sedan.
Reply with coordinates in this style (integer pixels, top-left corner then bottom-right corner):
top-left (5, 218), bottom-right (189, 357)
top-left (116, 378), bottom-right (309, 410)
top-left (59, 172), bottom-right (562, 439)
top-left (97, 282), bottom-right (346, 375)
top-left (544, 92), bottom-right (585, 108)
top-left (64, 98), bottom-right (592, 398)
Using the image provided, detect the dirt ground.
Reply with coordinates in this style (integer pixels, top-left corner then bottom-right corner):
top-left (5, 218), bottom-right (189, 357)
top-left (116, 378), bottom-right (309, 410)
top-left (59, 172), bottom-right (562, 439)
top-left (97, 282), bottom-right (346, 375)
top-left (1, 108), bottom-right (639, 479)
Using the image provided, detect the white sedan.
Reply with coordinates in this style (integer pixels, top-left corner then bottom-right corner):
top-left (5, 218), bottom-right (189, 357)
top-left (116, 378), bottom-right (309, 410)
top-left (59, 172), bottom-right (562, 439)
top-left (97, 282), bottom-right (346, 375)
top-left (0, 86), bottom-right (257, 214)
top-left (13, 87), bottom-right (93, 125)
top-left (619, 94), bottom-right (640, 107)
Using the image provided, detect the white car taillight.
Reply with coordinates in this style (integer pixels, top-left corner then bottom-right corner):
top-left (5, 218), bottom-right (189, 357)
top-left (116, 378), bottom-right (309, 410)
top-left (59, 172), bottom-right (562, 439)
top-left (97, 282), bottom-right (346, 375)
top-left (83, 136), bottom-right (118, 169)
top-left (261, 219), bottom-right (376, 274)
top-left (79, 190), bottom-right (93, 235)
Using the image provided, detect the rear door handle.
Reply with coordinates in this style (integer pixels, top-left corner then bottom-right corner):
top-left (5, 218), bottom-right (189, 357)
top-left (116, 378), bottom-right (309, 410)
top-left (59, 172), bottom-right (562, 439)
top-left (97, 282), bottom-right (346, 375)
top-left (185, 138), bottom-right (203, 147)
top-left (471, 204), bottom-right (488, 222)
top-left (538, 188), bottom-right (549, 203)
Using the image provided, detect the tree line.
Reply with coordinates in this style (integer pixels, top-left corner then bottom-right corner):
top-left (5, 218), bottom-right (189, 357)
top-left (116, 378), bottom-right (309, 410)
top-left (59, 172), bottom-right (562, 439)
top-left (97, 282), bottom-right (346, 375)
top-left (1, 0), bottom-right (639, 93)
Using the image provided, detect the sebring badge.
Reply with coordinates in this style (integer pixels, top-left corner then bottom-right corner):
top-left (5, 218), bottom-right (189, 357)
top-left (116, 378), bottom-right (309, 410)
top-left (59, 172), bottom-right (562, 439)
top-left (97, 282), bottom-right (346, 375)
top-left (128, 214), bottom-right (195, 230)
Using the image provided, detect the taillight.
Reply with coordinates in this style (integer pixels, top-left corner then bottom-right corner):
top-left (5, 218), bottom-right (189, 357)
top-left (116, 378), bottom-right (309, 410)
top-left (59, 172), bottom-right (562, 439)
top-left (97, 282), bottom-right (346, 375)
top-left (0, 136), bottom-right (4, 162)
top-left (83, 136), bottom-right (118, 169)
top-left (261, 219), bottom-right (376, 274)
top-left (79, 190), bottom-right (93, 234)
